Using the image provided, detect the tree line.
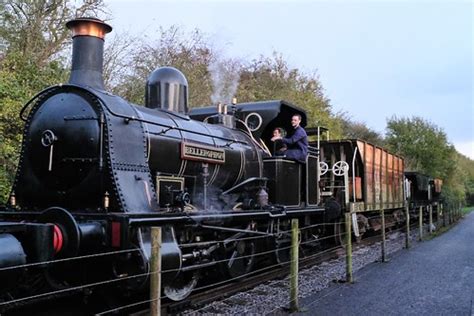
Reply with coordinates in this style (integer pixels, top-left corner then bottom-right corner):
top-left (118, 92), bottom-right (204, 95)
top-left (0, 0), bottom-right (472, 207)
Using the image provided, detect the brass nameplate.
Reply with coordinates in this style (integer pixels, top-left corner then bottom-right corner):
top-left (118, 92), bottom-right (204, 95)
top-left (181, 142), bottom-right (225, 164)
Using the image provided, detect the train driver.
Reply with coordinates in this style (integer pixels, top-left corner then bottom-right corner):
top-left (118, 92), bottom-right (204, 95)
top-left (271, 114), bottom-right (308, 163)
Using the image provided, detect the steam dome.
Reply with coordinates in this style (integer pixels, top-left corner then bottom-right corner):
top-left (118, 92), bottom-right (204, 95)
top-left (145, 67), bottom-right (188, 113)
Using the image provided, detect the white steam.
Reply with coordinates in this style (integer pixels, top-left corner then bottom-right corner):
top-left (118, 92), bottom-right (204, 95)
top-left (209, 59), bottom-right (240, 105)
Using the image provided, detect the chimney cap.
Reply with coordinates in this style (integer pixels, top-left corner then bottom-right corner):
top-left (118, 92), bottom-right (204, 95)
top-left (66, 17), bottom-right (112, 39)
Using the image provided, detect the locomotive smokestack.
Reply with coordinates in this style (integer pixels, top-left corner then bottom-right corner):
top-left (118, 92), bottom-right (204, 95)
top-left (66, 18), bottom-right (112, 90)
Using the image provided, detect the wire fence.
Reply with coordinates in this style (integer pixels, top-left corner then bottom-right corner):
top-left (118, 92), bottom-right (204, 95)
top-left (0, 222), bottom-right (338, 310)
top-left (0, 220), bottom-right (342, 275)
top-left (0, 205), bottom-right (462, 315)
top-left (258, 208), bottom-right (459, 315)
top-left (96, 229), bottom-right (348, 315)
top-left (97, 225), bottom-right (411, 315)
top-left (197, 208), bottom-right (455, 315)
top-left (261, 225), bottom-right (442, 315)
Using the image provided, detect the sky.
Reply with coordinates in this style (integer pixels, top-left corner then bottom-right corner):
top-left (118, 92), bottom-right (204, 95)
top-left (104, 0), bottom-right (473, 159)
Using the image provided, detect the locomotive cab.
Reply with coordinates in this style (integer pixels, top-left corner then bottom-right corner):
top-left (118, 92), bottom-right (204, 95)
top-left (262, 146), bottom-right (320, 208)
top-left (190, 100), bottom-right (321, 208)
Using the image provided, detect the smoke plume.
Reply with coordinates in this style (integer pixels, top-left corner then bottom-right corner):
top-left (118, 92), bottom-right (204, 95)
top-left (209, 58), bottom-right (240, 105)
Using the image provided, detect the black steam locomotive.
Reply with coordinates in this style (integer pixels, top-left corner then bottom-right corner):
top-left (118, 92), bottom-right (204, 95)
top-left (0, 18), bottom-right (330, 308)
top-left (0, 17), bottom-right (442, 311)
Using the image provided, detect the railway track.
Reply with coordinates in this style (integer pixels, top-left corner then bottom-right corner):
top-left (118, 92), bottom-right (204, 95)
top-left (162, 248), bottom-right (341, 315)
top-left (128, 231), bottom-right (393, 316)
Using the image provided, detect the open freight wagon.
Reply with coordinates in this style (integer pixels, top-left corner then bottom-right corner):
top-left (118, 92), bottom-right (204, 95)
top-left (317, 139), bottom-right (405, 213)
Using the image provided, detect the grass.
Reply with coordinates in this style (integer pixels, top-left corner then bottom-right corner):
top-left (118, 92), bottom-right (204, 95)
top-left (422, 206), bottom-right (472, 240)
top-left (461, 206), bottom-right (473, 214)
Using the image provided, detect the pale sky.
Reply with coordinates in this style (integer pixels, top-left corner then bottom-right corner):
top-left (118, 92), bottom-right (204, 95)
top-left (104, 0), bottom-right (473, 159)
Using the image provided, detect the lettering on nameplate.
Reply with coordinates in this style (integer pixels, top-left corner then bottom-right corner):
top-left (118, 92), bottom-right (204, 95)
top-left (181, 142), bottom-right (225, 164)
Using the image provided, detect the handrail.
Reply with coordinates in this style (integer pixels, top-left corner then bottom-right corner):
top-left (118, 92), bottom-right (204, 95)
top-left (19, 85), bottom-right (62, 121)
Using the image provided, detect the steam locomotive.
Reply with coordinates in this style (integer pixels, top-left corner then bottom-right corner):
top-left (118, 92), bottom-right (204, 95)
top-left (0, 17), bottom-right (442, 311)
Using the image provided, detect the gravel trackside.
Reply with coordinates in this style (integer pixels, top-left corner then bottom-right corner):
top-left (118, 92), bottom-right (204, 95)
top-left (182, 220), bottom-right (436, 315)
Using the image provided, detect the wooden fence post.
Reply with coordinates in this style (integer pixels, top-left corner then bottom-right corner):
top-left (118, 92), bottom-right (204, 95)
top-left (150, 227), bottom-right (162, 316)
top-left (381, 209), bottom-right (386, 262)
top-left (429, 205), bottom-right (433, 234)
top-left (405, 205), bottom-right (410, 249)
top-left (436, 204), bottom-right (440, 229)
top-left (290, 218), bottom-right (299, 312)
top-left (440, 204), bottom-right (446, 227)
top-left (345, 212), bottom-right (353, 283)
top-left (418, 206), bottom-right (423, 241)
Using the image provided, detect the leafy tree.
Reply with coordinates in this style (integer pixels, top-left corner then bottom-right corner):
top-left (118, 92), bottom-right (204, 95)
top-left (338, 113), bottom-right (385, 146)
top-left (0, 0), bottom-right (106, 65)
top-left (385, 116), bottom-right (452, 177)
top-left (109, 29), bottom-right (342, 139)
top-left (385, 116), bottom-right (468, 206)
top-left (237, 53), bottom-right (342, 137)
top-left (441, 155), bottom-right (468, 209)
top-left (0, 52), bottom-right (68, 203)
top-left (0, 0), bottom-right (106, 204)
top-left (103, 31), bottom-right (138, 89)
top-left (455, 152), bottom-right (474, 206)
top-left (111, 26), bottom-right (217, 106)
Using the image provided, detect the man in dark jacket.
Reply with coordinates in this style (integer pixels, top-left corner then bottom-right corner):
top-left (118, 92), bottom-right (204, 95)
top-left (271, 114), bottom-right (308, 163)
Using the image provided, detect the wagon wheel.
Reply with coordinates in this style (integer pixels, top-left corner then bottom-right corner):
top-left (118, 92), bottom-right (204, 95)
top-left (273, 219), bottom-right (292, 265)
top-left (319, 161), bottom-right (329, 176)
top-left (332, 161), bottom-right (349, 176)
top-left (274, 233), bottom-right (291, 264)
top-left (226, 240), bottom-right (256, 279)
top-left (164, 270), bottom-right (199, 301)
top-left (334, 215), bottom-right (363, 247)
